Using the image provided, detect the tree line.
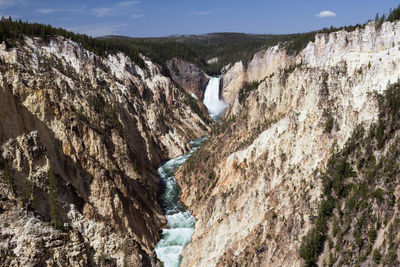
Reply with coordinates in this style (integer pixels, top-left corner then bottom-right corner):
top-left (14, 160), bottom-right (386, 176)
top-left (1, 4), bottom-right (400, 75)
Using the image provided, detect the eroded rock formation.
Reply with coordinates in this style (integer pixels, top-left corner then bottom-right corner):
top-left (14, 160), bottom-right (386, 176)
top-left (178, 21), bottom-right (400, 266)
top-left (0, 36), bottom-right (211, 266)
top-left (166, 57), bottom-right (210, 100)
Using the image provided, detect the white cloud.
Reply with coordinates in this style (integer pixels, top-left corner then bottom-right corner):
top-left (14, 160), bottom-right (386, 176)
top-left (36, 8), bottom-right (84, 14)
top-left (69, 23), bottom-right (127, 37)
top-left (36, 8), bottom-right (56, 14)
top-left (35, 2), bottom-right (143, 18)
top-left (117, 1), bottom-right (140, 7)
top-left (0, 0), bottom-right (25, 8)
top-left (316, 10), bottom-right (336, 18)
top-left (131, 13), bottom-right (144, 19)
top-left (187, 10), bottom-right (216, 16)
top-left (91, 7), bottom-right (112, 17)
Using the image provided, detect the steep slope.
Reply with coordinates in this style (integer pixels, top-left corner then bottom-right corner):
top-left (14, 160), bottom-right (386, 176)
top-left (177, 21), bottom-right (400, 266)
top-left (166, 57), bottom-right (210, 100)
top-left (220, 45), bottom-right (293, 104)
top-left (0, 35), bottom-right (211, 266)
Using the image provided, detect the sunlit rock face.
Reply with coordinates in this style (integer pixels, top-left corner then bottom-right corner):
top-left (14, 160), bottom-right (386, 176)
top-left (177, 21), bottom-right (400, 267)
top-left (220, 61), bottom-right (246, 104)
top-left (0, 36), bottom-right (211, 266)
top-left (221, 21), bottom-right (400, 105)
top-left (220, 45), bottom-right (294, 104)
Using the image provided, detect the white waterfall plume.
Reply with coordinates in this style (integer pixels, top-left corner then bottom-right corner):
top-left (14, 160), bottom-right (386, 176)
top-left (203, 77), bottom-right (227, 117)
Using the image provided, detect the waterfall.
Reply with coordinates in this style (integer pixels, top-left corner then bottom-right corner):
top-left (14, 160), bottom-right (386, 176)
top-left (203, 77), bottom-right (227, 118)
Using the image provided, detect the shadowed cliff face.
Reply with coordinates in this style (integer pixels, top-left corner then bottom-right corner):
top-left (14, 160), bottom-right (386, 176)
top-left (177, 21), bottom-right (400, 266)
top-left (166, 58), bottom-right (210, 100)
top-left (0, 36), bottom-right (211, 266)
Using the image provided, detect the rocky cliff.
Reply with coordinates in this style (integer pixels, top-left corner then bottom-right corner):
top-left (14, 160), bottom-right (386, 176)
top-left (0, 36), bottom-right (211, 266)
top-left (177, 21), bottom-right (400, 266)
top-left (166, 57), bottom-right (210, 100)
top-left (220, 44), bottom-right (294, 104)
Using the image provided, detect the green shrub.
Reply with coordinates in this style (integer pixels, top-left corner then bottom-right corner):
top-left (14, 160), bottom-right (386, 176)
top-left (299, 227), bottom-right (325, 267)
top-left (325, 113), bottom-right (334, 133)
top-left (48, 166), bottom-right (63, 230)
top-left (373, 249), bottom-right (382, 264)
top-left (1, 165), bottom-right (16, 192)
top-left (328, 252), bottom-right (335, 266)
top-left (368, 228), bottom-right (377, 243)
top-left (238, 80), bottom-right (262, 104)
top-left (373, 188), bottom-right (385, 202)
top-left (1, 165), bottom-right (13, 185)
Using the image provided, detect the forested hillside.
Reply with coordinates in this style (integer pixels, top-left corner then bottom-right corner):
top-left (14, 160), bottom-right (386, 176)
top-left (104, 5), bottom-right (400, 75)
top-left (4, 5), bottom-right (400, 77)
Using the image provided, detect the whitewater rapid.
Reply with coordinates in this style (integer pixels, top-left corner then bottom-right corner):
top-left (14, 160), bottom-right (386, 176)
top-left (203, 76), bottom-right (227, 118)
top-left (154, 137), bottom-right (206, 267)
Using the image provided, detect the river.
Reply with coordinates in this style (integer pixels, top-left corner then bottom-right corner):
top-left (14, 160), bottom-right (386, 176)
top-left (154, 77), bottom-right (226, 266)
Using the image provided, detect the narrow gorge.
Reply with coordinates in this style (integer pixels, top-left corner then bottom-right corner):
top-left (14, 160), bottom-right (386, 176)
top-left (2, 7), bottom-right (400, 267)
top-left (0, 34), bottom-right (211, 266)
top-left (155, 76), bottom-right (227, 267)
top-left (154, 136), bottom-right (205, 267)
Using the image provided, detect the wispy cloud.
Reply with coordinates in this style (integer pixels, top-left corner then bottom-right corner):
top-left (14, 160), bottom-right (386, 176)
top-left (117, 1), bottom-right (140, 7)
top-left (36, 8), bottom-right (84, 15)
top-left (69, 23), bottom-right (127, 37)
top-left (91, 7), bottom-right (111, 17)
top-left (131, 13), bottom-right (144, 19)
top-left (37, 2), bottom-right (143, 18)
top-left (0, 0), bottom-right (26, 8)
top-left (186, 10), bottom-right (216, 16)
top-left (316, 10), bottom-right (336, 18)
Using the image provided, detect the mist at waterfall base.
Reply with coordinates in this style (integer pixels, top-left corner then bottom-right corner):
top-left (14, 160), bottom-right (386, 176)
top-left (155, 77), bottom-right (225, 266)
top-left (154, 137), bottom-right (206, 267)
top-left (203, 77), bottom-right (228, 120)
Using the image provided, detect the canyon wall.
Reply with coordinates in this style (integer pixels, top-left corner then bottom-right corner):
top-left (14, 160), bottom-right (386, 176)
top-left (178, 21), bottom-right (400, 266)
top-left (166, 57), bottom-right (210, 100)
top-left (0, 36), bottom-right (211, 266)
top-left (220, 45), bottom-right (294, 104)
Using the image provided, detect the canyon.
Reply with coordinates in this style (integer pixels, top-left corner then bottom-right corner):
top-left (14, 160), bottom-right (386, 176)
top-left (0, 35), bottom-right (211, 266)
top-left (1, 17), bottom-right (400, 267)
top-left (155, 75), bottom-right (226, 267)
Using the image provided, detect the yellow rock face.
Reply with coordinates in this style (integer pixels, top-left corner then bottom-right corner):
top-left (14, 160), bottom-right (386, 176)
top-left (179, 21), bottom-right (400, 267)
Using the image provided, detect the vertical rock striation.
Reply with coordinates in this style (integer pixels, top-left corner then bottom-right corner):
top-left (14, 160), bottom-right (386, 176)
top-left (177, 21), bottom-right (400, 266)
top-left (0, 36), bottom-right (211, 266)
top-left (166, 57), bottom-right (210, 100)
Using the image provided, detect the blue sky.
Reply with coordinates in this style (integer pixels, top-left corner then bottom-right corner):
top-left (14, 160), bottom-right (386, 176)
top-left (1, 0), bottom-right (400, 37)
